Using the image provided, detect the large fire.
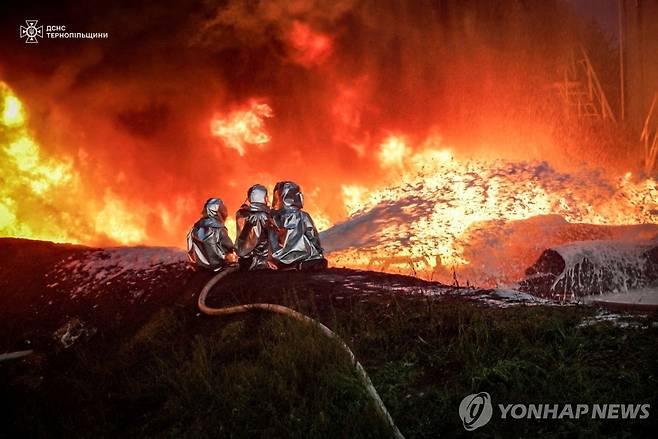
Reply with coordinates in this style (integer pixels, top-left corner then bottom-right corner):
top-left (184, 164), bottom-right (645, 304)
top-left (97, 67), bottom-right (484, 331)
top-left (324, 134), bottom-right (658, 284)
top-left (1, 83), bottom-right (148, 245)
top-left (1, 1), bottom-right (657, 284)
top-left (2, 80), bottom-right (657, 281)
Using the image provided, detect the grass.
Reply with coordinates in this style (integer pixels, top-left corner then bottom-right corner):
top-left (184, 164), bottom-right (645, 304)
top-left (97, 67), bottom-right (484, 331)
top-left (2, 288), bottom-right (657, 438)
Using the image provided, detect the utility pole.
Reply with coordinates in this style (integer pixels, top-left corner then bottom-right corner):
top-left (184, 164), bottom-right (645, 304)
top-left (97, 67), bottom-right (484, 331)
top-left (618, 0), bottom-right (625, 121)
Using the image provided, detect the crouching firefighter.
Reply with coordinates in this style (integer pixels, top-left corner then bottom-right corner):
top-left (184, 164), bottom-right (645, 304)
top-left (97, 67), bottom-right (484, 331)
top-left (235, 184), bottom-right (275, 270)
top-left (269, 181), bottom-right (328, 271)
top-left (187, 198), bottom-right (237, 271)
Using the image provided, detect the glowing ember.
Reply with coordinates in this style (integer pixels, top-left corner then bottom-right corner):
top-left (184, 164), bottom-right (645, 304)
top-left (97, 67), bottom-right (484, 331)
top-left (211, 101), bottom-right (273, 156)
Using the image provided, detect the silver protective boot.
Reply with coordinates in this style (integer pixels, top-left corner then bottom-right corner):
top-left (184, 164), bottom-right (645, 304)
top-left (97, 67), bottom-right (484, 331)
top-left (269, 181), bottom-right (326, 269)
top-left (236, 184), bottom-right (274, 270)
top-left (187, 198), bottom-right (235, 271)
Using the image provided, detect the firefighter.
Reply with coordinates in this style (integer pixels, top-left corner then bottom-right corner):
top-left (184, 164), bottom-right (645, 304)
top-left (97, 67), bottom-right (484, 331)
top-left (187, 198), bottom-right (237, 271)
top-left (235, 184), bottom-right (274, 270)
top-left (269, 181), bottom-right (327, 271)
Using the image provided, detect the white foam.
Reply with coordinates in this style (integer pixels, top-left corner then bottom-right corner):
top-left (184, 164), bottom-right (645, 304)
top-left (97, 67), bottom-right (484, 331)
top-left (49, 247), bottom-right (188, 298)
top-left (550, 240), bottom-right (657, 296)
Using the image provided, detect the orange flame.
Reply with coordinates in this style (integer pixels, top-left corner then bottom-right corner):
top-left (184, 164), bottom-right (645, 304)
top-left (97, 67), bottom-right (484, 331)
top-left (0, 83), bottom-right (151, 246)
top-left (378, 135), bottom-right (410, 168)
top-left (288, 21), bottom-right (332, 67)
top-left (328, 135), bottom-right (658, 282)
top-left (211, 101), bottom-right (273, 156)
top-left (2, 78), bottom-right (658, 282)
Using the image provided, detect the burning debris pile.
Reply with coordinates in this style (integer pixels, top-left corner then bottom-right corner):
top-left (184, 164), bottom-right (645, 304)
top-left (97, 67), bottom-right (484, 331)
top-left (322, 147), bottom-right (658, 286)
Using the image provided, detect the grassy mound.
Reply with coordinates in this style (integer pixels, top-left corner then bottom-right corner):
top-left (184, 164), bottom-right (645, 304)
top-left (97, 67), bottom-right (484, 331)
top-left (3, 286), bottom-right (657, 438)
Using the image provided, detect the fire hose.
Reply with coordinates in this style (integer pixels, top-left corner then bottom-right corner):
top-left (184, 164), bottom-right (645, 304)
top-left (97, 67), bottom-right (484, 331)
top-left (197, 266), bottom-right (405, 439)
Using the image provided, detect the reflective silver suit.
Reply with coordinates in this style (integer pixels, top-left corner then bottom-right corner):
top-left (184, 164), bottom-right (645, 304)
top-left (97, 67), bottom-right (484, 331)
top-left (187, 198), bottom-right (235, 271)
top-left (269, 181), bottom-right (326, 269)
top-left (236, 184), bottom-right (273, 270)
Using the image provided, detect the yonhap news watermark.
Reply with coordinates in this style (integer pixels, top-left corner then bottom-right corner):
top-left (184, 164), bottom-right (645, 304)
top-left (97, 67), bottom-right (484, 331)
top-left (459, 392), bottom-right (650, 431)
top-left (19, 20), bottom-right (108, 44)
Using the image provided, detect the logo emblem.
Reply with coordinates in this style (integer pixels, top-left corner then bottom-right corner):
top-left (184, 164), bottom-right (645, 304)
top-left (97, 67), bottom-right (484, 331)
top-left (459, 392), bottom-right (493, 431)
top-left (20, 20), bottom-right (43, 44)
